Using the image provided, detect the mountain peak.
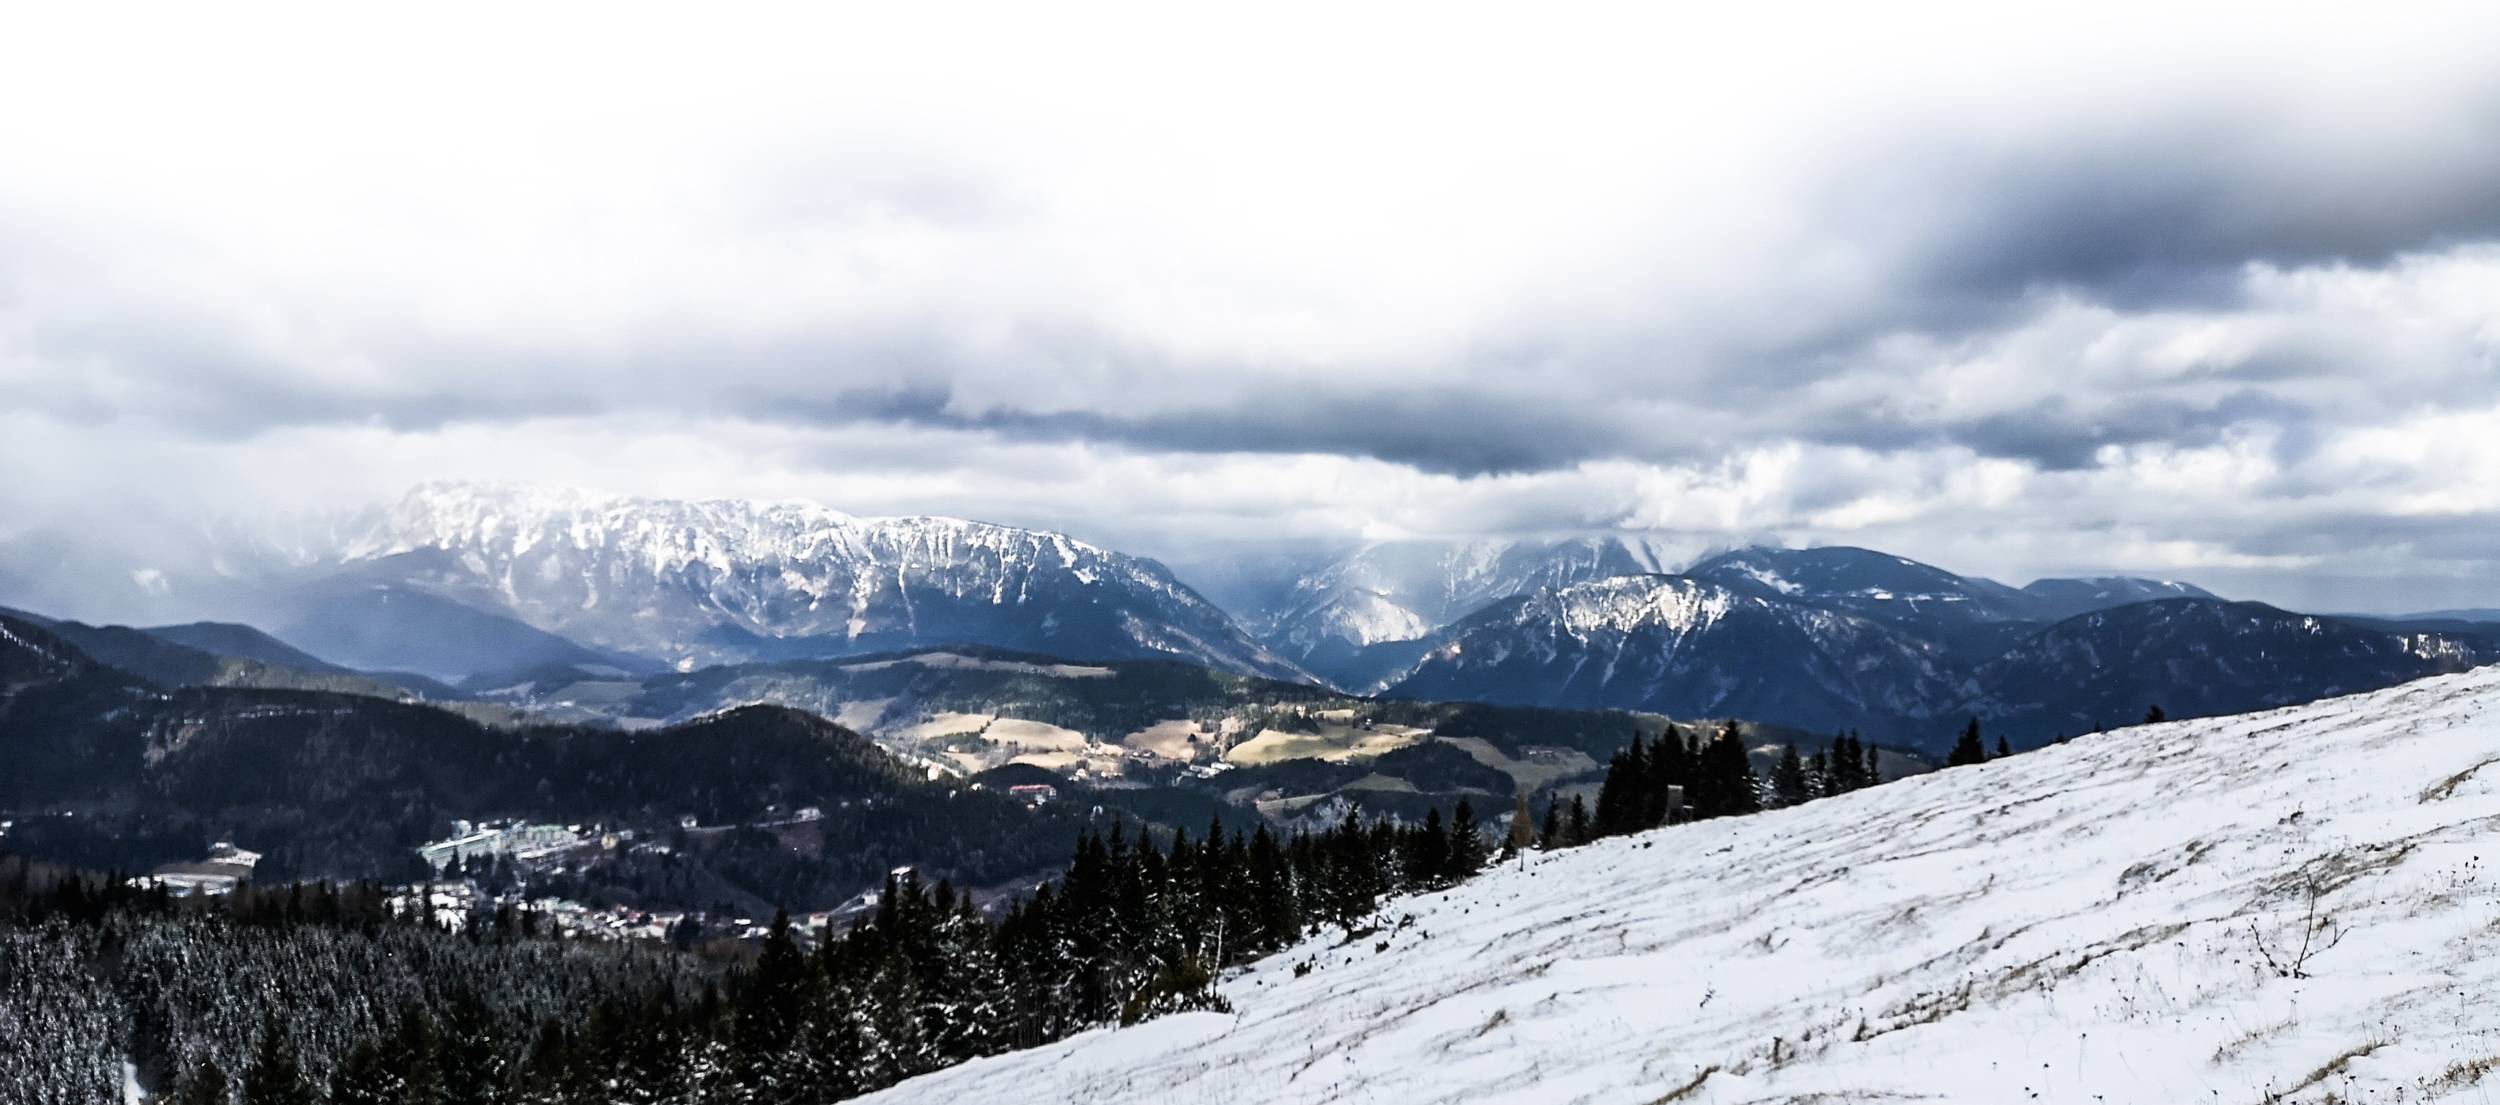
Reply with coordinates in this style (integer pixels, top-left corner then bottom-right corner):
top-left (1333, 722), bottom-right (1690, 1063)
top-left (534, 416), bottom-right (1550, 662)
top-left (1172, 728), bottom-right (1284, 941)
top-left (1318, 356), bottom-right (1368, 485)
top-left (344, 483), bottom-right (1308, 681)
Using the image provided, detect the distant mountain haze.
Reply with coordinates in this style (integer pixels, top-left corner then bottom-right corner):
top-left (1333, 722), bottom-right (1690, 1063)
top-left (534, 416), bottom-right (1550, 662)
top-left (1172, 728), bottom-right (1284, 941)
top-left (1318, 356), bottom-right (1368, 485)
top-left (0, 486), bottom-right (2491, 751)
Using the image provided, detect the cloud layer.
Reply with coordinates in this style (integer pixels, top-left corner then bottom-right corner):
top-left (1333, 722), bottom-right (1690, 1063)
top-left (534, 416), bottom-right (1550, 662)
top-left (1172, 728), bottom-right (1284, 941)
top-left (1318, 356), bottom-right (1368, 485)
top-left (4, 3), bottom-right (2499, 611)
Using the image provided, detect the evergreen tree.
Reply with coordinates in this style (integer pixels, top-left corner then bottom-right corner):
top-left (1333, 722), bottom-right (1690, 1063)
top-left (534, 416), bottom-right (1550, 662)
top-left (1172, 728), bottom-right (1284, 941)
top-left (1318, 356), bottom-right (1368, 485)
top-left (733, 908), bottom-right (809, 1094)
top-left (1830, 732), bottom-right (1863, 792)
top-left (1995, 736), bottom-right (2013, 760)
top-left (329, 1036), bottom-right (396, 1105)
top-left (438, 989), bottom-right (506, 1105)
top-left (1947, 718), bottom-right (1987, 767)
top-left (1646, 726), bottom-right (1690, 824)
top-left (1247, 826), bottom-right (1301, 953)
top-left (241, 1018), bottom-right (315, 1105)
top-left (389, 1003), bottom-right (445, 1105)
top-left (1407, 808), bottom-right (1451, 887)
top-left (1593, 735), bottom-right (1649, 836)
top-left (1862, 739), bottom-right (1881, 786)
top-left (866, 953), bottom-right (927, 1084)
top-left (1771, 743), bottom-right (1810, 807)
top-left (2143, 704), bottom-right (2167, 724)
top-left (1504, 793), bottom-right (1534, 860)
top-left (177, 1059), bottom-right (232, 1105)
top-left (1565, 795), bottom-right (1592, 847)
top-left (1448, 798), bottom-right (1487, 878)
top-left (1705, 721), bottom-right (1761, 816)
top-left (1537, 801), bottom-right (1561, 851)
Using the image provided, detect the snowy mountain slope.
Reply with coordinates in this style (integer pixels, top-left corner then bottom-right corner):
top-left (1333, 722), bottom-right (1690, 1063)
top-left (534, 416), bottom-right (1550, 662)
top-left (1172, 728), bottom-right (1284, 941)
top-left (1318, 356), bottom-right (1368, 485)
top-left (2020, 575), bottom-right (2218, 621)
top-left (1960, 598), bottom-right (2500, 740)
top-left (1386, 575), bottom-right (1959, 736)
top-left (1235, 538), bottom-right (1685, 683)
top-left (1587, 546), bottom-right (2230, 664)
top-left (1689, 544), bottom-right (2038, 620)
top-left (864, 665), bottom-right (2500, 1105)
top-left (324, 483), bottom-right (1310, 681)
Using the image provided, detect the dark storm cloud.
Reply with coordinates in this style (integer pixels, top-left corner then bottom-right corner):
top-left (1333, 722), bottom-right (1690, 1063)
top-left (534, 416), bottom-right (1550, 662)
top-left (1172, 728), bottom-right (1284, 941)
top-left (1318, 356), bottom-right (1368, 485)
top-left (14, 76), bottom-right (2500, 486)
top-left (1811, 390), bottom-right (2314, 471)
top-left (773, 381), bottom-right (1678, 476)
top-left (1871, 99), bottom-right (2500, 311)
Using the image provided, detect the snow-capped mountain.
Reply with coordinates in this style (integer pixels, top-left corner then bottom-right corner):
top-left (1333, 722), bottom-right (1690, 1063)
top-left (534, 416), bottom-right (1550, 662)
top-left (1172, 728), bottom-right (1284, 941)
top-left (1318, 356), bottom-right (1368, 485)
top-left (1687, 545), bottom-right (2222, 657)
top-left (1687, 545), bottom-right (2041, 636)
top-left (858, 666), bottom-right (2500, 1105)
top-left (1385, 574), bottom-right (1960, 736)
top-left (327, 483), bottom-right (1310, 680)
top-left (1375, 575), bottom-right (2500, 751)
top-left (1221, 541), bottom-right (2234, 688)
top-left (2017, 575), bottom-right (2217, 621)
top-left (1958, 597), bottom-right (2500, 735)
top-left (1215, 537), bottom-right (1684, 682)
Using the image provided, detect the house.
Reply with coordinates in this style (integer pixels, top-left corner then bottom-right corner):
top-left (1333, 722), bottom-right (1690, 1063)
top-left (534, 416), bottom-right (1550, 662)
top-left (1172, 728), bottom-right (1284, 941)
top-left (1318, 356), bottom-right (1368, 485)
top-left (138, 840), bottom-right (263, 897)
top-left (1008, 783), bottom-right (1058, 806)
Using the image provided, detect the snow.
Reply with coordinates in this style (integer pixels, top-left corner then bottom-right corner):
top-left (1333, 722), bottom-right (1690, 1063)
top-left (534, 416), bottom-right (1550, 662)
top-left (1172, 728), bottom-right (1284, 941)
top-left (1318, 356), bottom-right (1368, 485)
top-left (839, 651), bottom-right (1115, 679)
top-left (862, 666), bottom-right (2500, 1105)
top-left (1252, 538), bottom-right (1686, 658)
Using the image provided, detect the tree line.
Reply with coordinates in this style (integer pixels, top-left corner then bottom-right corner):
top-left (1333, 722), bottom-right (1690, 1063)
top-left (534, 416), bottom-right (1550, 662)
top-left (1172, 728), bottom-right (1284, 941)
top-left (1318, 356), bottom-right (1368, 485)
top-left (0, 798), bottom-right (1500, 1104)
top-left (1541, 722), bottom-right (1876, 848)
top-left (3, 720), bottom-right (1926, 1104)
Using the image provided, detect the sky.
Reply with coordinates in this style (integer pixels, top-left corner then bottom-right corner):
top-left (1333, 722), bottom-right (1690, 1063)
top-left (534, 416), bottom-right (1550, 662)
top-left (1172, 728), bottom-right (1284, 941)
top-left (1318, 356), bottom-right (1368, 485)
top-left (4, 3), bottom-right (2500, 612)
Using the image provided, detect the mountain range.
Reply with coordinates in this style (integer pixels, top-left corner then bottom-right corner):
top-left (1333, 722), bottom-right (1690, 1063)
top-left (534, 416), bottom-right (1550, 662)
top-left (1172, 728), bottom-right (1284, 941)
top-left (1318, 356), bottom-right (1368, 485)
top-left (0, 612), bottom-right (1260, 911)
top-left (0, 484), bottom-right (2492, 753)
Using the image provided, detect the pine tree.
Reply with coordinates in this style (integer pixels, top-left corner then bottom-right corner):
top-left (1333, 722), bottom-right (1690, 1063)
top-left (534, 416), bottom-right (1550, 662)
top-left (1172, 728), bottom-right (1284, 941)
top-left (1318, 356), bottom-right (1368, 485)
top-left (1448, 799), bottom-right (1488, 878)
top-left (177, 1059), bottom-right (232, 1105)
top-left (1862, 739), bottom-right (1881, 786)
top-left (866, 952), bottom-right (927, 1084)
top-left (241, 1018), bottom-right (315, 1105)
top-left (1593, 735), bottom-right (1649, 837)
top-left (1247, 826), bottom-right (1300, 953)
top-left (1947, 718), bottom-right (1987, 766)
top-left (2143, 704), bottom-right (2167, 724)
top-left (438, 988), bottom-right (506, 1104)
top-left (328, 1037), bottom-right (396, 1105)
top-left (1565, 795), bottom-right (1592, 847)
top-left (1707, 721), bottom-right (1760, 816)
top-left (1995, 736), bottom-right (2012, 760)
top-left (1837, 732), bottom-right (1866, 792)
top-left (389, 1003), bottom-right (444, 1105)
top-left (1409, 808), bottom-right (1451, 886)
top-left (1538, 801), bottom-right (1561, 851)
top-left (734, 907), bottom-right (809, 1093)
top-left (1647, 726), bottom-right (1691, 824)
top-left (1770, 743), bottom-right (1810, 808)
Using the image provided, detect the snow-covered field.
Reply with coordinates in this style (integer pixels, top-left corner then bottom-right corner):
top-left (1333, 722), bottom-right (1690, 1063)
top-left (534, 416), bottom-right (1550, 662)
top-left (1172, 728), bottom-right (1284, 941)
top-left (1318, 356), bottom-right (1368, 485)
top-left (860, 666), bottom-right (2500, 1104)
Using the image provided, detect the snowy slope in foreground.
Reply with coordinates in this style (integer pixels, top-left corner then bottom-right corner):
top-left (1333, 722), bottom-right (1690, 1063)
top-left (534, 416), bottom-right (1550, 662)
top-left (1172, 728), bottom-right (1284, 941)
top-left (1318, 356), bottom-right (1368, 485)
top-left (863, 666), bottom-right (2500, 1104)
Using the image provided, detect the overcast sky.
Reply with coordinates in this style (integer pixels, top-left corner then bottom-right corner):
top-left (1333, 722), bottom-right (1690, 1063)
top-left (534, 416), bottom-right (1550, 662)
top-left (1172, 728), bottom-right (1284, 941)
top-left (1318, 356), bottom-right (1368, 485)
top-left (5, 3), bottom-right (2500, 611)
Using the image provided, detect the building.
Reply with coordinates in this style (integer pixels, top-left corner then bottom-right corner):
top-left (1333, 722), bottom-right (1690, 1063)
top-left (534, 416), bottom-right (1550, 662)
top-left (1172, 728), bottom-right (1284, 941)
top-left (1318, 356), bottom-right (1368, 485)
top-left (1008, 783), bottom-right (1058, 806)
top-left (138, 841), bottom-right (261, 897)
top-left (416, 821), bottom-right (587, 872)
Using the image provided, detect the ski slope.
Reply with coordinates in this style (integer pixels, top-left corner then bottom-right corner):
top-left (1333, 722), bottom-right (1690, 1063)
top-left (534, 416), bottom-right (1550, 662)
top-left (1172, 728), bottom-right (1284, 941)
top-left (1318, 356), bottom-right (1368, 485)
top-left (860, 666), bottom-right (2500, 1104)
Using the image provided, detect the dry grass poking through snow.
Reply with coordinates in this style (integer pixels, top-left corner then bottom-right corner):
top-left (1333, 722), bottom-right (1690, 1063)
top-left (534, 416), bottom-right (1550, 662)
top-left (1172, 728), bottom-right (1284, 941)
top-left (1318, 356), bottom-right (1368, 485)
top-left (859, 666), bottom-right (2500, 1105)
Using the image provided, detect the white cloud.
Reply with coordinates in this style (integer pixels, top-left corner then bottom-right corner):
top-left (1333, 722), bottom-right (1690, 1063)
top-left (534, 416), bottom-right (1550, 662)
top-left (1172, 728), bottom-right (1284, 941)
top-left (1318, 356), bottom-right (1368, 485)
top-left (3, 2), bottom-right (2500, 611)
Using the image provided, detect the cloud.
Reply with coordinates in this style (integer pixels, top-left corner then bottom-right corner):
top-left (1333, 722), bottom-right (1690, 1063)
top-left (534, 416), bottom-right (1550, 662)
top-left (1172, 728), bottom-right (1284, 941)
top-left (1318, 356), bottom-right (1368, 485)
top-left (3, 3), bottom-right (2500, 612)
